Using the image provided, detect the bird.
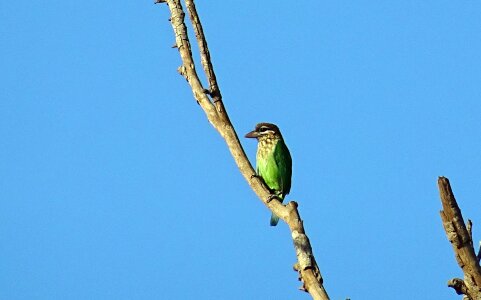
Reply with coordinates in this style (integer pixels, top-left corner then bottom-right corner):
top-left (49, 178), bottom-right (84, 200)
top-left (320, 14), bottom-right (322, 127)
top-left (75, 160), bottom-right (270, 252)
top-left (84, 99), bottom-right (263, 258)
top-left (245, 123), bottom-right (292, 226)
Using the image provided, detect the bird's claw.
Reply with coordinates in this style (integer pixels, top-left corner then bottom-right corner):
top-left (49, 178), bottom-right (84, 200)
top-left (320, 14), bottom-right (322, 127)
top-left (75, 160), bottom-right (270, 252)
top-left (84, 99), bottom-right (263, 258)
top-left (267, 194), bottom-right (282, 203)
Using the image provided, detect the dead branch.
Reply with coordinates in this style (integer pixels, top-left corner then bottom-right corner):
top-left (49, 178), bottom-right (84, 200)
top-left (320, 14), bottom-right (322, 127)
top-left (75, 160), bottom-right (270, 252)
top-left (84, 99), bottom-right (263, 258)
top-left (438, 176), bottom-right (481, 299)
top-left (158, 0), bottom-right (329, 299)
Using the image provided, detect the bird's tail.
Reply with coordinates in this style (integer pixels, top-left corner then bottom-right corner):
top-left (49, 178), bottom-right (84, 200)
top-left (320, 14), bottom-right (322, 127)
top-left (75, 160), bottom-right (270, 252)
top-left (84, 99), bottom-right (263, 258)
top-left (270, 213), bottom-right (280, 226)
top-left (270, 194), bottom-right (284, 226)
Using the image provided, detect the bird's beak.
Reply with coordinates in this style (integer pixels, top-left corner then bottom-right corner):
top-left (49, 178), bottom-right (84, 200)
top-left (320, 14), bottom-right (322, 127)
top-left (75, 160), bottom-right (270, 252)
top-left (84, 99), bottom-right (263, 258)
top-left (245, 130), bottom-right (259, 138)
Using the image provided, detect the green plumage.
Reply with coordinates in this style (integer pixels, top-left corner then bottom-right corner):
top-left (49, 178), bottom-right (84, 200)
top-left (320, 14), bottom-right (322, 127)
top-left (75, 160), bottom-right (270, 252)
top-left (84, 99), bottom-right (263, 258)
top-left (245, 123), bottom-right (292, 226)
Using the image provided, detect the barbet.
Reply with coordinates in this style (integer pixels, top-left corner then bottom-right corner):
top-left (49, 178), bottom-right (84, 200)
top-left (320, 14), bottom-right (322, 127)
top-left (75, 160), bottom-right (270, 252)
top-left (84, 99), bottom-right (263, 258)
top-left (245, 123), bottom-right (292, 226)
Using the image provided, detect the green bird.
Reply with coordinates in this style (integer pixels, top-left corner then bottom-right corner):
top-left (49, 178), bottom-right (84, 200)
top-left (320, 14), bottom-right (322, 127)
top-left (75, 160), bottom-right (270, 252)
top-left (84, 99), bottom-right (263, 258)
top-left (245, 123), bottom-right (292, 226)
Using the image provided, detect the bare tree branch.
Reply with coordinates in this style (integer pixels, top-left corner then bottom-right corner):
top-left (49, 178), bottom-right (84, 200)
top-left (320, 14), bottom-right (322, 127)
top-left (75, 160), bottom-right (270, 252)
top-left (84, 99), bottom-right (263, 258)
top-left (477, 241), bottom-right (481, 264)
top-left (158, 1), bottom-right (329, 299)
top-left (184, 0), bottom-right (222, 106)
top-left (438, 176), bottom-right (481, 299)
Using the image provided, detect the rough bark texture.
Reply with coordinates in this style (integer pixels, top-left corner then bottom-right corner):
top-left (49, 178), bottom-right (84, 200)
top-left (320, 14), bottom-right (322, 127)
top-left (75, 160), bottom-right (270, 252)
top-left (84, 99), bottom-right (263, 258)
top-left (438, 176), bottom-right (481, 299)
top-left (157, 1), bottom-right (329, 299)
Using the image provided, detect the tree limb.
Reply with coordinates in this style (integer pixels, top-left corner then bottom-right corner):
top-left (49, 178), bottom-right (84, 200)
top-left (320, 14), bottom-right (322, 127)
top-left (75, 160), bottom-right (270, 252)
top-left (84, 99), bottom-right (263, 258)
top-left (184, 0), bottom-right (222, 106)
top-left (159, 1), bottom-right (329, 299)
top-left (438, 176), bottom-right (481, 299)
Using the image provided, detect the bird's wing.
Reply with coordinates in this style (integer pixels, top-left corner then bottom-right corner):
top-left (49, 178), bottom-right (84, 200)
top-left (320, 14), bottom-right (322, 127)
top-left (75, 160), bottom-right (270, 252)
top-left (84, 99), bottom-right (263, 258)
top-left (274, 140), bottom-right (292, 196)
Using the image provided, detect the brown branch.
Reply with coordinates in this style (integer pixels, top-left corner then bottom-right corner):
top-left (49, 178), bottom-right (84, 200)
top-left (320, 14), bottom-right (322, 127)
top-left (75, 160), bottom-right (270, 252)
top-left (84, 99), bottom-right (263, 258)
top-left (160, 1), bottom-right (329, 299)
top-left (184, 0), bottom-right (222, 108)
top-left (438, 176), bottom-right (481, 299)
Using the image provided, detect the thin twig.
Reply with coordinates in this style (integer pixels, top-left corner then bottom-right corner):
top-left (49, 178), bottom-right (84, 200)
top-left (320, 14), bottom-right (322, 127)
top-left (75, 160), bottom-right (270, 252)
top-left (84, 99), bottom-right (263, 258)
top-left (477, 241), bottom-right (481, 264)
top-left (161, 1), bottom-right (329, 299)
top-left (467, 219), bottom-right (473, 246)
top-left (184, 0), bottom-right (222, 108)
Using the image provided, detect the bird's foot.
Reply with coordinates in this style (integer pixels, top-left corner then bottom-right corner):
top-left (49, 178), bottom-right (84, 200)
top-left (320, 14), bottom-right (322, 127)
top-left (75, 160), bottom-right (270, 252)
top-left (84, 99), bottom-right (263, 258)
top-left (267, 194), bottom-right (282, 203)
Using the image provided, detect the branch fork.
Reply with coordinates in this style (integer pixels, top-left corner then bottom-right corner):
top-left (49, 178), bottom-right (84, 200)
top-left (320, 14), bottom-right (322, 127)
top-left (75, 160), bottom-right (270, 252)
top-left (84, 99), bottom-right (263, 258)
top-left (159, 1), bottom-right (329, 299)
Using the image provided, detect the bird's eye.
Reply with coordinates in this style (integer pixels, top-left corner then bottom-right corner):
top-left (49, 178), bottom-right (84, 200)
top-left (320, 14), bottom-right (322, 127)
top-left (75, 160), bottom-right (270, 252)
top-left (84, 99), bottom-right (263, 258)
top-left (259, 127), bottom-right (268, 132)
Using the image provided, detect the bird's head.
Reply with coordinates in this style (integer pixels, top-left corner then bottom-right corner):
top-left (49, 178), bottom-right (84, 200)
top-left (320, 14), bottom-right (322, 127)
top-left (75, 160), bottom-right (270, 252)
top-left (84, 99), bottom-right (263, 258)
top-left (245, 123), bottom-right (282, 141)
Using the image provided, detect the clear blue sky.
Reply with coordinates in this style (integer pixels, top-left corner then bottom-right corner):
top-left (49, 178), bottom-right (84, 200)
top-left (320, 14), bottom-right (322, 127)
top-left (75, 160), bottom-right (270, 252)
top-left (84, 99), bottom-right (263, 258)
top-left (1, 1), bottom-right (481, 299)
